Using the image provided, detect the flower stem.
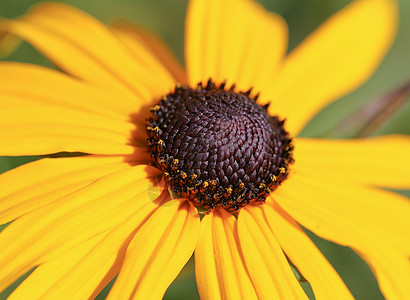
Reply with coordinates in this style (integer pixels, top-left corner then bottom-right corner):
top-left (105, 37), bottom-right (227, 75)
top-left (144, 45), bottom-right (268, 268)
top-left (332, 81), bottom-right (410, 138)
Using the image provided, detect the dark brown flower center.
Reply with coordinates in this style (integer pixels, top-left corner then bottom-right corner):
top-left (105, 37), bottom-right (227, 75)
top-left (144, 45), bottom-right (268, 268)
top-left (146, 80), bottom-right (294, 211)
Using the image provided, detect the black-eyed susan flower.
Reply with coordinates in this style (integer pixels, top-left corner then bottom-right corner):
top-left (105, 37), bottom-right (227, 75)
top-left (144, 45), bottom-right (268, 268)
top-left (0, 0), bottom-right (409, 299)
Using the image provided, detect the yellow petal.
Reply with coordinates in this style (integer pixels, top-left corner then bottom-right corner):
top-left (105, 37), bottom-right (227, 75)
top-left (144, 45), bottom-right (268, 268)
top-left (110, 22), bottom-right (186, 84)
top-left (0, 94), bottom-right (40, 109)
top-left (0, 106), bottom-right (134, 134)
top-left (279, 172), bottom-right (410, 253)
top-left (267, 0), bottom-right (398, 134)
top-left (0, 2), bottom-right (174, 100)
top-left (0, 154), bottom-right (150, 224)
top-left (0, 62), bottom-right (140, 119)
top-left (273, 173), bottom-right (410, 300)
top-left (108, 200), bottom-right (199, 300)
top-left (238, 206), bottom-right (308, 300)
top-left (0, 31), bottom-right (21, 58)
top-left (262, 203), bottom-right (353, 300)
top-left (294, 135), bottom-right (410, 189)
top-left (185, 0), bottom-right (287, 93)
top-left (11, 191), bottom-right (168, 300)
top-left (0, 106), bottom-right (136, 156)
top-left (8, 233), bottom-right (106, 300)
top-left (0, 165), bottom-right (162, 291)
top-left (195, 208), bottom-right (258, 300)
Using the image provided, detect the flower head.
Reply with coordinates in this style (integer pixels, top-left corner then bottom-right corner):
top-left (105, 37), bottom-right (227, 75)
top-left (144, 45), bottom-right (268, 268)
top-left (146, 80), bottom-right (294, 211)
top-left (0, 0), bottom-right (409, 299)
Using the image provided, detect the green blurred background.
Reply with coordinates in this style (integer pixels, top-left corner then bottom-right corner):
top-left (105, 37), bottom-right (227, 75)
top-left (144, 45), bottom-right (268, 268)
top-left (0, 0), bottom-right (409, 299)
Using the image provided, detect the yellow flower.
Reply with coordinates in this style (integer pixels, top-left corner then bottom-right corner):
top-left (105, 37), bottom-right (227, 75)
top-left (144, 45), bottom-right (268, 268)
top-left (0, 0), bottom-right (409, 299)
